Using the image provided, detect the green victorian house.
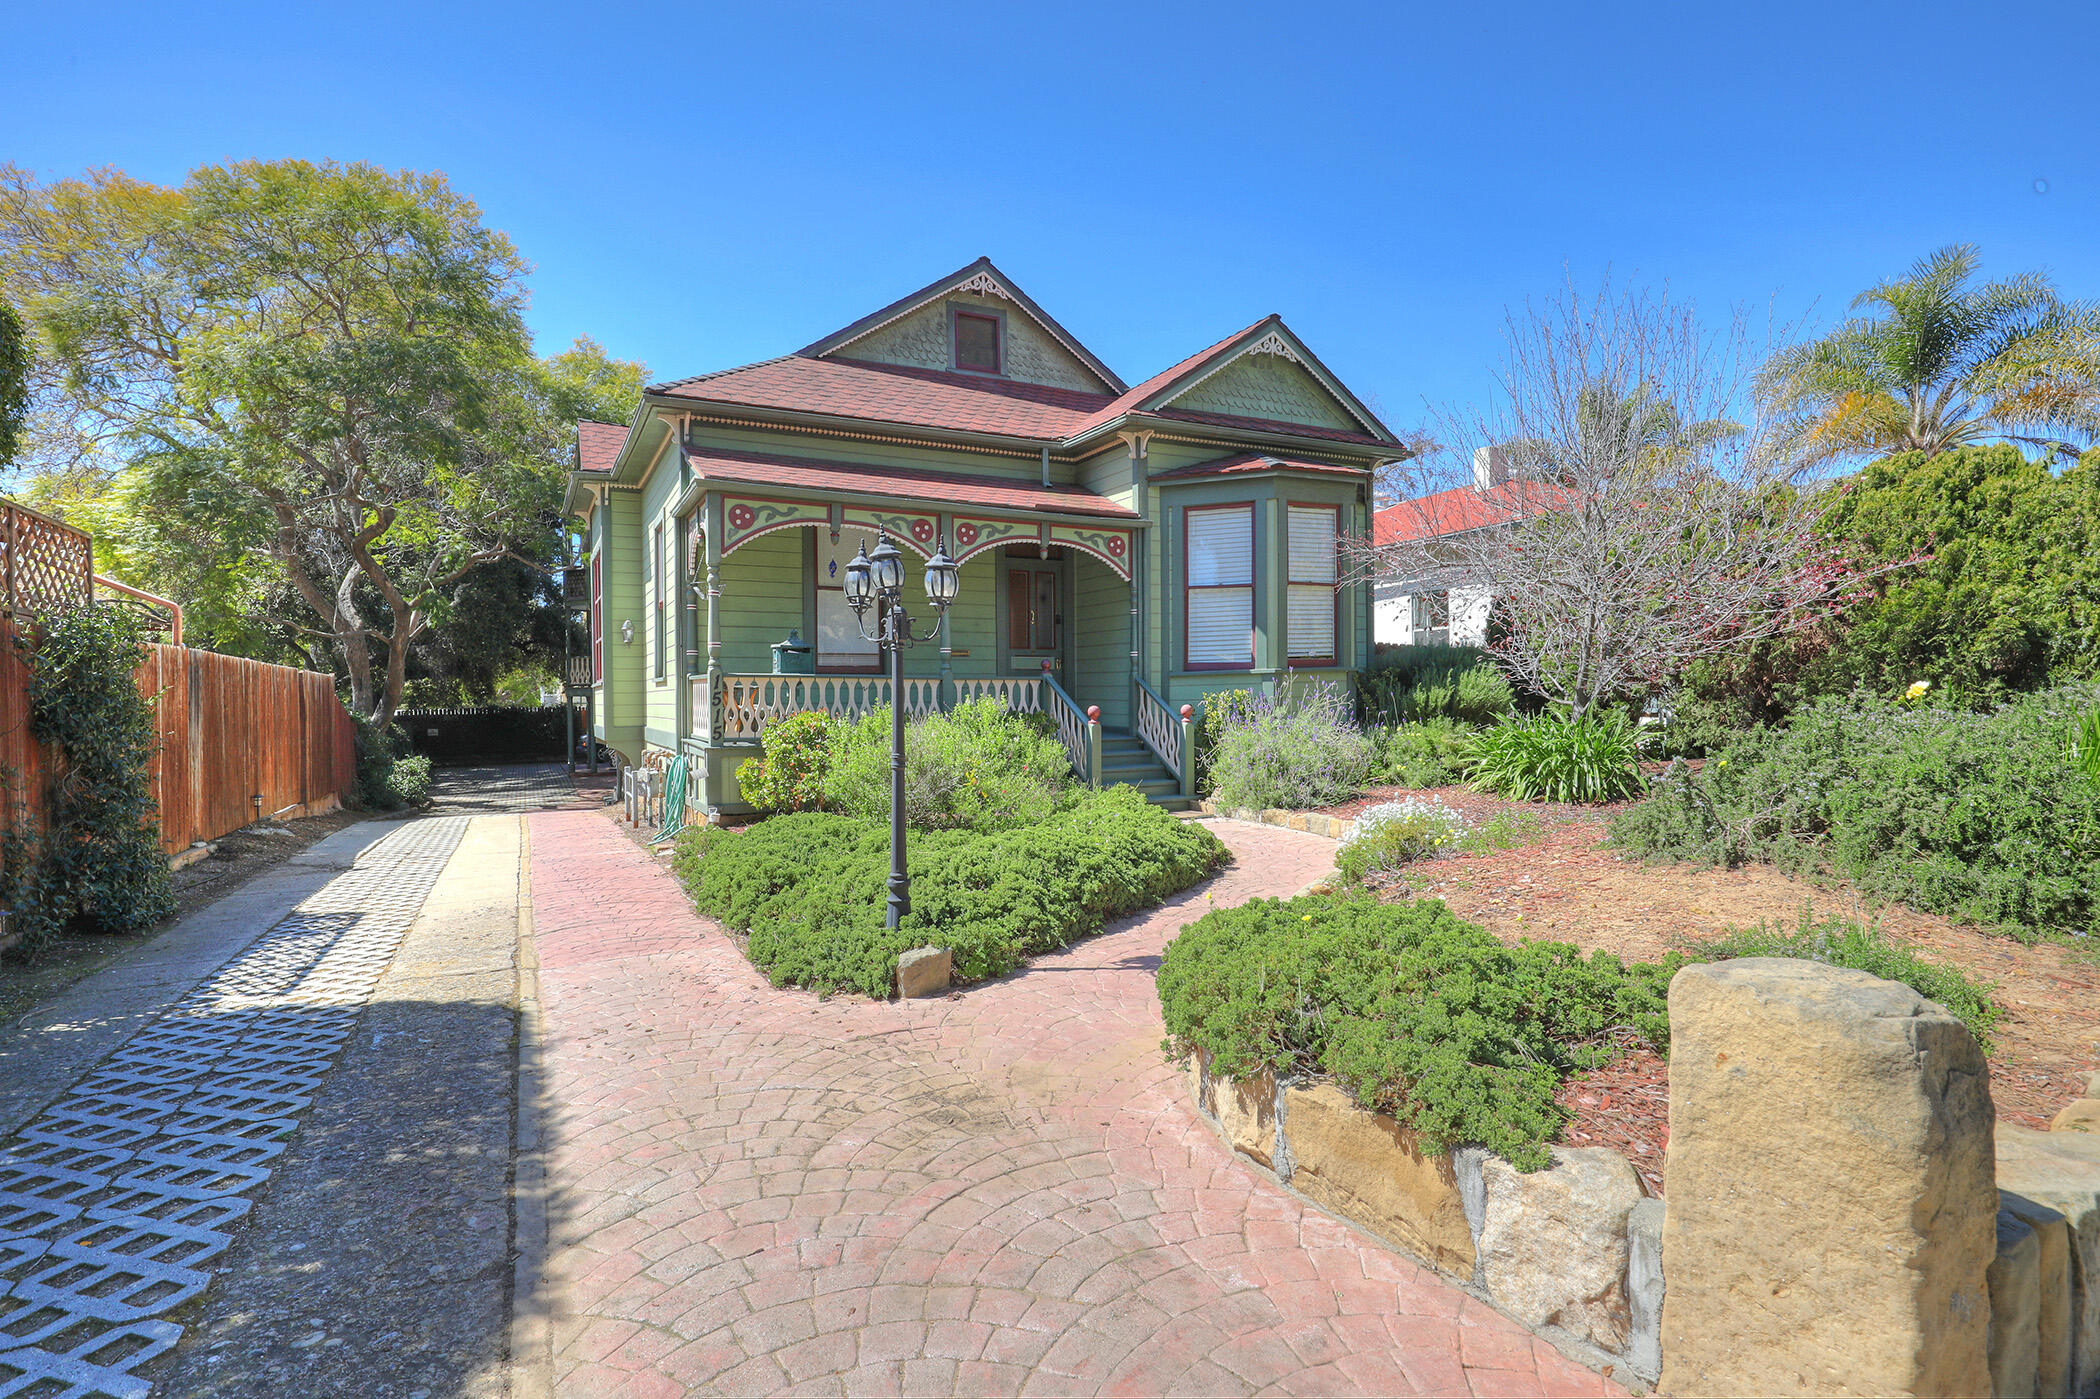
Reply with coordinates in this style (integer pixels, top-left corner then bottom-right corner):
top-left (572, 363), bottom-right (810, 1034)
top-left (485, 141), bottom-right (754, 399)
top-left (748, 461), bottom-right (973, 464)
top-left (567, 258), bottom-right (1402, 818)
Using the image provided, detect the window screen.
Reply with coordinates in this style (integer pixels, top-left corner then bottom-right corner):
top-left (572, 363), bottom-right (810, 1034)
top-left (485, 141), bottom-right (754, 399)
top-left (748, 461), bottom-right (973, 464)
top-left (954, 312), bottom-right (1000, 373)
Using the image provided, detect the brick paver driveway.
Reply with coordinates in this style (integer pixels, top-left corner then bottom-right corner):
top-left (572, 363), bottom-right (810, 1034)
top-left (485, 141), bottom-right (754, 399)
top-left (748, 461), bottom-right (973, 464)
top-left (524, 811), bottom-right (1611, 1397)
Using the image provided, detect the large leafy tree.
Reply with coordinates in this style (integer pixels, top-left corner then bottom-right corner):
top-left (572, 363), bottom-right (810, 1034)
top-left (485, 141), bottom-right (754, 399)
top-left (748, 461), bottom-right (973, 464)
top-left (0, 282), bottom-right (26, 467)
top-left (1758, 245), bottom-right (2100, 465)
top-left (0, 160), bottom-right (621, 723)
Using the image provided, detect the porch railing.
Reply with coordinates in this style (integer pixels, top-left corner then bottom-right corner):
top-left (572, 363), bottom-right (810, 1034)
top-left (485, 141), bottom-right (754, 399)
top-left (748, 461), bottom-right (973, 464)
top-left (707, 673), bottom-right (1045, 744)
top-left (1133, 675), bottom-right (1194, 799)
top-left (1042, 670), bottom-right (1099, 786)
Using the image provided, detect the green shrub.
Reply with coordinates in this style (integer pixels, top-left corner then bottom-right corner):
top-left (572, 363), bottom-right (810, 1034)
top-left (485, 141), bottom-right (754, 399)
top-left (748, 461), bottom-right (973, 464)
top-left (1157, 895), bottom-right (1683, 1169)
top-left (827, 697), bottom-right (1072, 832)
top-left (1336, 797), bottom-right (1467, 885)
top-left (352, 717), bottom-right (429, 810)
top-left (674, 785), bottom-right (1225, 997)
top-left (1469, 713), bottom-right (1644, 803)
top-left (1194, 688), bottom-right (1256, 794)
top-left (1694, 913), bottom-right (2002, 1048)
top-left (1611, 686), bottom-right (2100, 935)
top-left (739, 710), bottom-right (835, 813)
top-left (387, 753), bottom-right (433, 807)
top-left (1356, 646), bottom-right (1514, 726)
top-left (1209, 687), bottom-right (1375, 811)
top-left (1371, 716), bottom-right (1476, 788)
top-left (1, 607), bottom-right (174, 947)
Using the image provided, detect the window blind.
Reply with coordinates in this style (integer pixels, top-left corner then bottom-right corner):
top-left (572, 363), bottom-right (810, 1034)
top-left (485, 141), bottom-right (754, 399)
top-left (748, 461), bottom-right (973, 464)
top-left (1186, 506), bottom-right (1254, 668)
top-left (1286, 505), bottom-right (1338, 662)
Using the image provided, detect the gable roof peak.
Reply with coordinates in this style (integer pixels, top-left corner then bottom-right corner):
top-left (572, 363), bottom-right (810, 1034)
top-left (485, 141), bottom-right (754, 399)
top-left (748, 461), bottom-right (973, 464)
top-left (796, 258), bottom-right (1127, 394)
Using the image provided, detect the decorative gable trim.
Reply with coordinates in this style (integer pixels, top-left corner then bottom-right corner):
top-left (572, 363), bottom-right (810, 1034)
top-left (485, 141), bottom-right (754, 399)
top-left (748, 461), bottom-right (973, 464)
top-left (1153, 319), bottom-right (1388, 439)
top-left (797, 257), bottom-right (1126, 395)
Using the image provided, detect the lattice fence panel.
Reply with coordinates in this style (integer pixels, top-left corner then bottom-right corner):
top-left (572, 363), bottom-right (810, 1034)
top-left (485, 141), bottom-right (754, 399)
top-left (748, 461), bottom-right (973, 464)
top-left (2, 500), bottom-right (95, 621)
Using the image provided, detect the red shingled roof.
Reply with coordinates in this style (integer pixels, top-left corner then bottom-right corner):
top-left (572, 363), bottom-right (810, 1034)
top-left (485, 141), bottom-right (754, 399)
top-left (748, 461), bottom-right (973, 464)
top-left (655, 356), bottom-right (1113, 440)
top-left (646, 331), bottom-right (1388, 449)
top-left (1374, 481), bottom-right (1568, 545)
top-left (681, 443), bottom-right (1137, 518)
top-left (1151, 452), bottom-right (1367, 481)
top-left (577, 420), bottom-right (628, 473)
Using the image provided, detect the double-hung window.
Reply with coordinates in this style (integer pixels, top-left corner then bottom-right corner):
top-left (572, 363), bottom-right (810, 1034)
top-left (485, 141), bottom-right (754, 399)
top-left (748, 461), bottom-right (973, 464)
top-left (815, 533), bottom-right (881, 672)
top-left (651, 522), bottom-right (666, 681)
top-left (1185, 504), bottom-right (1255, 670)
top-left (1286, 504), bottom-right (1340, 666)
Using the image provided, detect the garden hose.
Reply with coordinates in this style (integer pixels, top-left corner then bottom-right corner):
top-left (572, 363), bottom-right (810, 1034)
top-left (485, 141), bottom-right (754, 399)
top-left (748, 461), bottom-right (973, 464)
top-left (650, 755), bottom-right (689, 843)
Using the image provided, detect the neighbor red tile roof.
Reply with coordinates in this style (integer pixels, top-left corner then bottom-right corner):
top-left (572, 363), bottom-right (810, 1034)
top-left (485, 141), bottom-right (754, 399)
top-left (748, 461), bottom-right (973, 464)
top-left (1373, 481), bottom-right (1569, 545)
top-left (680, 444), bottom-right (1138, 518)
top-left (1150, 452), bottom-right (1367, 480)
top-left (577, 420), bottom-right (628, 473)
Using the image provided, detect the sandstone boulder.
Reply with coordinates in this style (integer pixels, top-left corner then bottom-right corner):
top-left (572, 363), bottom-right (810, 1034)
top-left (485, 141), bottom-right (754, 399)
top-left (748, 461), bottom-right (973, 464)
top-left (1281, 1082), bottom-right (1475, 1276)
top-left (1625, 1196), bottom-right (1666, 1382)
top-left (1477, 1146), bottom-right (1643, 1354)
top-left (1990, 1206), bottom-right (2044, 1399)
top-left (1658, 958), bottom-right (1996, 1399)
top-left (1212, 1070), bottom-right (1277, 1167)
top-left (2054, 1100), bottom-right (2100, 1135)
top-left (1998, 1124), bottom-right (2100, 1399)
top-left (895, 946), bottom-right (951, 998)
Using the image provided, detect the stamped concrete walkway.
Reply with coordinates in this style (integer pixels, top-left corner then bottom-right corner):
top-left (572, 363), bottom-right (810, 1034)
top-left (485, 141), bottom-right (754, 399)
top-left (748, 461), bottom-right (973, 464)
top-left (524, 811), bottom-right (1612, 1398)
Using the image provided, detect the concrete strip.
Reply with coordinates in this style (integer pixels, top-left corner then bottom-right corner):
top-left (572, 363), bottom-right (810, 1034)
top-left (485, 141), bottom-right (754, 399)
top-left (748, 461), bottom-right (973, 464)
top-left (148, 813), bottom-right (524, 1398)
top-left (0, 820), bottom-right (398, 1139)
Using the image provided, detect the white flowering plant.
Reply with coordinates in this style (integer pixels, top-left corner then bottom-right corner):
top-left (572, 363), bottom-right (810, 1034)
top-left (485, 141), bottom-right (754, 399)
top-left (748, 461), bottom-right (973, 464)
top-left (1337, 796), bottom-right (1467, 885)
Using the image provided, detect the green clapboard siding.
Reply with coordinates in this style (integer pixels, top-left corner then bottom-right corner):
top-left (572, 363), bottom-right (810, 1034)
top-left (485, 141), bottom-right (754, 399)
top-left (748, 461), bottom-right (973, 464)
top-left (717, 530), bottom-right (806, 672)
top-left (1071, 552), bottom-right (1132, 729)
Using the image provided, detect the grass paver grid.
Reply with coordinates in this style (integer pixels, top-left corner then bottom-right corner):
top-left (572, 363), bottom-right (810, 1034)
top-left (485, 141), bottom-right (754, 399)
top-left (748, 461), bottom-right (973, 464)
top-left (527, 809), bottom-right (1612, 1397)
top-left (0, 818), bottom-right (467, 1399)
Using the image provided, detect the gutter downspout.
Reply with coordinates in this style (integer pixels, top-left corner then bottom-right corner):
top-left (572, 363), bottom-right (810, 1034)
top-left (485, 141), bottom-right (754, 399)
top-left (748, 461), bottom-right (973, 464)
top-left (1041, 444), bottom-right (1051, 488)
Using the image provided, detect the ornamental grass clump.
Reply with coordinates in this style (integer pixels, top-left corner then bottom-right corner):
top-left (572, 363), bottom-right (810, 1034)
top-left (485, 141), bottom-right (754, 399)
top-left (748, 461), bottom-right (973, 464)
top-left (1208, 686), bottom-right (1374, 811)
top-left (1355, 645), bottom-right (1514, 726)
top-left (1157, 894), bottom-right (1684, 1169)
top-left (673, 784), bottom-right (1225, 997)
top-left (1469, 713), bottom-right (1644, 803)
top-left (1336, 797), bottom-right (1467, 885)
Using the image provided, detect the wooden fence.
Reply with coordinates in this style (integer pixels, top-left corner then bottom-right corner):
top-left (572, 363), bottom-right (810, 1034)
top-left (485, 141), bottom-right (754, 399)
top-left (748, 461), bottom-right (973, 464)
top-left (2, 615), bottom-right (359, 856)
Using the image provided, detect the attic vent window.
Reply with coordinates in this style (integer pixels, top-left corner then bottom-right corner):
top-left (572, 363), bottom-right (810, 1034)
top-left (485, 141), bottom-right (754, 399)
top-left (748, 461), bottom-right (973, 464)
top-left (954, 311), bottom-right (1001, 374)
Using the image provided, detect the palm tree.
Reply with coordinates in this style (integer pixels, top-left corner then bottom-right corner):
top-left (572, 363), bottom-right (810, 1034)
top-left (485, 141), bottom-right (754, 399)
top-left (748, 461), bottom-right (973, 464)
top-left (1759, 245), bottom-right (2100, 464)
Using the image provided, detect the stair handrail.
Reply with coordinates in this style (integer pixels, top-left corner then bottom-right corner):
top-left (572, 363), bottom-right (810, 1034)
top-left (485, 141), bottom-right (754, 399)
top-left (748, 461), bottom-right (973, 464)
top-left (1131, 675), bottom-right (1187, 788)
top-left (1040, 665), bottom-right (1096, 785)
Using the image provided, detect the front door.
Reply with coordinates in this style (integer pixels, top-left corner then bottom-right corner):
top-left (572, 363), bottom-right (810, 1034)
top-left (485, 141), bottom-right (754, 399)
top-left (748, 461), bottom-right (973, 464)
top-left (1002, 551), bottom-right (1066, 676)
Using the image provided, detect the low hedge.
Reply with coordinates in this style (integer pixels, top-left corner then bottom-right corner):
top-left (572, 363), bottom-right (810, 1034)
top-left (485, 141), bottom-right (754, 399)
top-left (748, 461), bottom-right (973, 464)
top-left (1158, 894), bottom-right (1681, 1169)
top-left (1158, 895), bottom-right (2005, 1170)
top-left (674, 785), bottom-right (1226, 997)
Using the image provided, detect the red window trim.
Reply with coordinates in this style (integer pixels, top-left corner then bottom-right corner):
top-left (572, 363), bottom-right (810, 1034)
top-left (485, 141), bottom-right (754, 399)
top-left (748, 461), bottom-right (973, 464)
top-left (1286, 500), bottom-right (1341, 669)
top-left (1183, 502), bottom-right (1256, 672)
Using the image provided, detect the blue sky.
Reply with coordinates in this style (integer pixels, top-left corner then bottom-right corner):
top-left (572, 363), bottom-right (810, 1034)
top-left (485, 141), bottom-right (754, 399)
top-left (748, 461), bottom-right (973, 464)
top-left (8, 0), bottom-right (2098, 436)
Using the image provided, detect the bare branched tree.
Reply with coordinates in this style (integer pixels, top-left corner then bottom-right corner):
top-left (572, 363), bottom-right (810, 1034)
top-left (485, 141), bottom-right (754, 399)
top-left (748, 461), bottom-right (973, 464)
top-left (1357, 280), bottom-right (1875, 719)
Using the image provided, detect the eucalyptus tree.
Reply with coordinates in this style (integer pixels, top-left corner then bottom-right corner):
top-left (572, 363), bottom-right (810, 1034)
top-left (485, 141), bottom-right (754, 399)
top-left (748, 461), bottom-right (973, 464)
top-left (1758, 244), bottom-right (2100, 464)
top-left (0, 159), bottom-right (622, 724)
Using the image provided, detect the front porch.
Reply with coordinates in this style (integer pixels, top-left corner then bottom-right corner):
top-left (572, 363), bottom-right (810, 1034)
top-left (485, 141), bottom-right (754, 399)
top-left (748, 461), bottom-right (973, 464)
top-left (663, 484), bottom-right (1191, 815)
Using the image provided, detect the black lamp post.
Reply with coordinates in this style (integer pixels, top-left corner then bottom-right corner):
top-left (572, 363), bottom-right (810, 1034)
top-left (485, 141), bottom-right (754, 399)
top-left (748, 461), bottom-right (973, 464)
top-left (843, 531), bottom-right (961, 929)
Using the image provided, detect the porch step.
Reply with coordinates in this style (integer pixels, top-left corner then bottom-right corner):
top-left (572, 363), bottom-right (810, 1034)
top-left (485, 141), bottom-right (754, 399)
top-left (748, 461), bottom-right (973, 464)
top-left (1092, 729), bottom-right (1193, 811)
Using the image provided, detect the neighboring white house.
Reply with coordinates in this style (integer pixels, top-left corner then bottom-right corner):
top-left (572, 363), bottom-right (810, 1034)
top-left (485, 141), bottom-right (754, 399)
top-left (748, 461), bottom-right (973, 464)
top-left (1371, 447), bottom-right (1557, 648)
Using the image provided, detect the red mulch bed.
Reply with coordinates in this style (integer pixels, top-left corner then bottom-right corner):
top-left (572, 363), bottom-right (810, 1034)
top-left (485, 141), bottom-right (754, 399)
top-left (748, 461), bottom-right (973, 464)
top-left (1312, 785), bottom-right (2100, 1190)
